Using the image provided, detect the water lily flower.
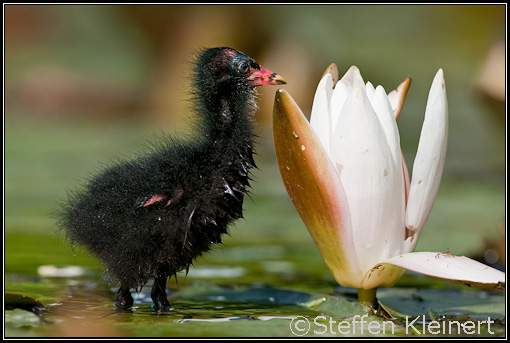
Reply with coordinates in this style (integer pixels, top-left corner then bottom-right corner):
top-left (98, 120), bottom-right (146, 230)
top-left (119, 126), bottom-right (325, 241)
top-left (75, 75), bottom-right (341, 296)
top-left (273, 64), bottom-right (505, 308)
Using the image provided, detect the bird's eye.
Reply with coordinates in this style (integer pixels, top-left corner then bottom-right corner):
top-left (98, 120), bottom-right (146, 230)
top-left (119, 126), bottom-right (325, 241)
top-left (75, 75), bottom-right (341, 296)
top-left (237, 61), bottom-right (250, 74)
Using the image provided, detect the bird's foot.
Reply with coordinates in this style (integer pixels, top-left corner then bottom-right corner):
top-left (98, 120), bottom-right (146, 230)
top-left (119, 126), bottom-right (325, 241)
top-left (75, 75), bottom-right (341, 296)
top-left (151, 294), bottom-right (173, 312)
top-left (151, 275), bottom-right (173, 312)
top-left (114, 287), bottom-right (134, 310)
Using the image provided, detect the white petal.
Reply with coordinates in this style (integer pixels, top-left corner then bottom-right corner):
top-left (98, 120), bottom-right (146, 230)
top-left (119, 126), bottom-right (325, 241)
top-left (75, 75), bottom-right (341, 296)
top-left (310, 73), bottom-right (334, 155)
top-left (387, 77), bottom-right (412, 120)
top-left (387, 90), bottom-right (399, 113)
top-left (370, 85), bottom-right (402, 165)
top-left (369, 86), bottom-right (407, 250)
top-left (361, 263), bottom-right (406, 289)
top-left (365, 81), bottom-right (376, 102)
top-left (405, 69), bottom-right (448, 246)
top-left (381, 252), bottom-right (505, 288)
top-left (329, 80), bottom-right (349, 133)
top-left (331, 87), bottom-right (405, 273)
top-left (340, 66), bottom-right (366, 92)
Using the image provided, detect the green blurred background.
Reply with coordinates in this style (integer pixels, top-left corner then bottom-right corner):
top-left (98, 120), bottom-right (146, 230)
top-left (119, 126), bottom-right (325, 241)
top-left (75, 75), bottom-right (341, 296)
top-left (4, 4), bottom-right (505, 289)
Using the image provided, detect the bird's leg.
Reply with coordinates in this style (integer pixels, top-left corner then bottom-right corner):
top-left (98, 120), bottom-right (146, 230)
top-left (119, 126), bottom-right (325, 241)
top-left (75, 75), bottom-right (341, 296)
top-left (151, 271), bottom-right (172, 311)
top-left (114, 286), bottom-right (133, 309)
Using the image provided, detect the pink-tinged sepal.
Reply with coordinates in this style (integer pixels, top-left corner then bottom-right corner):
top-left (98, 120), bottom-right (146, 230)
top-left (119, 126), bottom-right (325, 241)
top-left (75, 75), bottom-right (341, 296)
top-left (273, 89), bottom-right (362, 287)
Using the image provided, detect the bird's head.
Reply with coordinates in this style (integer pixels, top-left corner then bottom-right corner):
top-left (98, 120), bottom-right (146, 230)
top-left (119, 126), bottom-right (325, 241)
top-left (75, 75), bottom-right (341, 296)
top-left (195, 47), bottom-right (286, 96)
top-left (193, 47), bottom-right (286, 133)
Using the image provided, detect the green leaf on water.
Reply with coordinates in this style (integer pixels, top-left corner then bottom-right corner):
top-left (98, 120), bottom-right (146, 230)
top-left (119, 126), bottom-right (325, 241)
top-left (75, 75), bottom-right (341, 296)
top-left (378, 287), bottom-right (505, 320)
top-left (5, 293), bottom-right (45, 313)
top-left (302, 294), bottom-right (371, 318)
top-left (178, 282), bottom-right (312, 305)
top-left (4, 309), bottom-right (42, 338)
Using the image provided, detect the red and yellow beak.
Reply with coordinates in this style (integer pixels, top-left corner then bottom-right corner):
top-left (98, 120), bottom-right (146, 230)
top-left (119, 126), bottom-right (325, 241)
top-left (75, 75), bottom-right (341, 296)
top-left (248, 66), bottom-right (287, 87)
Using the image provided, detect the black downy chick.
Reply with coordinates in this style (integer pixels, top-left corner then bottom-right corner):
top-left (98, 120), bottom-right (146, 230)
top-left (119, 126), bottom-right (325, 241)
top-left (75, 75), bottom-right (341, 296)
top-left (59, 47), bottom-right (286, 310)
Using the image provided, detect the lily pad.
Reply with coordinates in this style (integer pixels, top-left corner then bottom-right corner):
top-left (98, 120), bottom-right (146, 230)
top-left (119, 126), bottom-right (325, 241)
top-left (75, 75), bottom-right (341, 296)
top-left (378, 287), bottom-right (505, 320)
top-left (179, 284), bottom-right (312, 305)
top-left (4, 308), bottom-right (42, 337)
top-left (5, 293), bottom-right (45, 314)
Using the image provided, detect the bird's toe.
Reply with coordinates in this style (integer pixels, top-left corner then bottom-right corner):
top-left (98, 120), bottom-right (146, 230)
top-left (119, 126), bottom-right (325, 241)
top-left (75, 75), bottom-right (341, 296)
top-left (114, 287), bottom-right (134, 309)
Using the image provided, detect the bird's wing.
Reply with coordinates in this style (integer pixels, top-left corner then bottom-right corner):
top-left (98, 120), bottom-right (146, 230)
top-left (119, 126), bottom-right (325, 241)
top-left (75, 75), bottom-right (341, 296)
top-left (135, 186), bottom-right (184, 208)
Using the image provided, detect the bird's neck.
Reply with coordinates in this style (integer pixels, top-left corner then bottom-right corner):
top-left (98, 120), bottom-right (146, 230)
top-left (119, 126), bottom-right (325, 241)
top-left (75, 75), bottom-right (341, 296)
top-left (199, 89), bottom-right (257, 152)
